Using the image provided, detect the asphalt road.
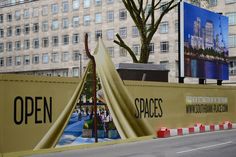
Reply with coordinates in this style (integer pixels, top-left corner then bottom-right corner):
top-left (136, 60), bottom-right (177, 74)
top-left (29, 129), bottom-right (236, 157)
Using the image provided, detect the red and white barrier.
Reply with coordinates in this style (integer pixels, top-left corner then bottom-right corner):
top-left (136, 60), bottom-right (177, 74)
top-left (157, 121), bottom-right (235, 138)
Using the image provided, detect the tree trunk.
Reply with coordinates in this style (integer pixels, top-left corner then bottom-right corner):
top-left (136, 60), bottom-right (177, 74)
top-left (139, 39), bottom-right (149, 63)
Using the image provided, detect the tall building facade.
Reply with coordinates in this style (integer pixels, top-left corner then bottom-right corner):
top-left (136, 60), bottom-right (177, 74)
top-left (0, 0), bottom-right (235, 83)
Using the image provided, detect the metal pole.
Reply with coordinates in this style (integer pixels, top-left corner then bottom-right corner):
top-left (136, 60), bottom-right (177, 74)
top-left (84, 33), bottom-right (98, 143)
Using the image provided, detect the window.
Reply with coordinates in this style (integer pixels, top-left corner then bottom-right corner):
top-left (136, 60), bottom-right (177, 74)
top-left (72, 16), bottom-right (79, 27)
top-left (225, 0), bottom-right (236, 4)
top-left (84, 0), bottom-right (90, 8)
top-left (95, 13), bottom-right (102, 23)
top-left (159, 21), bottom-right (168, 34)
top-left (32, 55), bottom-right (39, 64)
top-left (175, 40), bottom-right (179, 52)
top-left (52, 36), bottom-right (59, 46)
top-left (0, 29), bottom-right (4, 38)
top-left (226, 12), bottom-right (236, 25)
top-left (33, 23), bottom-right (39, 33)
top-left (72, 67), bottom-right (79, 77)
top-left (95, 0), bottom-right (102, 6)
top-left (229, 35), bottom-right (236, 48)
top-left (209, 0), bottom-right (217, 7)
top-left (15, 41), bottom-right (21, 51)
top-left (73, 0), bottom-right (80, 10)
top-left (160, 41), bottom-right (169, 53)
top-left (0, 14), bottom-right (3, 23)
top-left (106, 29), bottom-right (114, 40)
top-left (0, 43), bottom-right (4, 52)
top-left (149, 43), bottom-right (154, 53)
top-left (6, 42), bottom-right (12, 52)
top-left (107, 11), bottom-right (114, 22)
top-left (6, 57), bottom-right (12, 66)
top-left (24, 40), bottom-right (30, 50)
top-left (52, 20), bottom-right (59, 30)
top-left (42, 53), bottom-right (49, 64)
top-left (62, 18), bottom-right (69, 29)
top-left (62, 2), bottom-right (69, 12)
top-left (7, 13), bottom-right (12, 22)
top-left (73, 51), bottom-right (81, 61)
top-left (51, 52), bottom-right (59, 63)
top-left (119, 27), bottom-right (127, 38)
top-left (15, 56), bottom-right (21, 66)
top-left (62, 52), bottom-right (70, 62)
top-left (24, 9), bottom-right (30, 18)
top-left (15, 26), bottom-right (21, 36)
top-left (33, 38), bottom-right (39, 49)
top-left (72, 34), bottom-right (80, 44)
top-left (24, 55), bottom-right (30, 65)
top-left (132, 26), bottom-right (139, 37)
top-left (24, 24), bottom-right (30, 34)
top-left (42, 37), bottom-right (49, 48)
top-left (15, 10), bottom-right (21, 20)
top-left (107, 0), bottom-right (114, 4)
top-left (33, 8), bottom-right (39, 17)
top-left (120, 47), bottom-right (127, 57)
top-left (95, 30), bottom-right (102, 40)
top-left (119, 9), bottom-right (127, 20)
top-left (132, 44), bottom-right (140, 55)
top-left (51, 4), bottom-right (59, 14)
top-left (7, 27), bottom-right (12, 37)
top-left (42, 5), bottom-right (48, 16)
top-left (42, 21), bottom-right (48, 32)
top-left (0, 57), bottom-right (4, 67)
top-left (107, 47), bottom-right (114, 58)
top-left (84, 15), bottom-right (90, 26)
top-left (175, 20), bottom-right (179, 33)
top-left (63, 35), bottom-right (69, 45)
top-left (160, 60), bottom-right (169, 69)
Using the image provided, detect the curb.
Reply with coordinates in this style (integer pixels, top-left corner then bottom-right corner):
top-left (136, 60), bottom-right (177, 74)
top-left (157, 121), bottom-right (236, 138)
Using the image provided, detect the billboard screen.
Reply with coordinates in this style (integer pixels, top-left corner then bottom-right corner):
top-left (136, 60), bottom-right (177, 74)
top-left (182, 2), bottom-right (229, 80)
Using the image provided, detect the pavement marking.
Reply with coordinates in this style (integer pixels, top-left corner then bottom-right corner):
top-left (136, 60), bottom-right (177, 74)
top-left (176, 141), bottom-right (233, 154)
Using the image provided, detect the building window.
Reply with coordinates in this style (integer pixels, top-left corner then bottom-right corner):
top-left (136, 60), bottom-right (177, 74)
top-left (24, 9), bottom-right (30, 19)
top-left (15, 56), bottom-right (21, 65)
top-left (107, 0), bottom-right (114, 4)
top-left (6, 42), bottom-right (12, 52)
top-left (52, 36), bottom-right (59, 47)
top-left (7, 27), bottom-right (12, 37)
top-left (33, 23), bottom-right (39, 33)
top-left (24, 24), bottom-right (30, 34)
top-left (132, 44), bottom-right (140, 55)
top-left (229, 35), bottom-right (236, 48)
top-left (6, 57), bottom-right (12, 66)
top-left (73, 0), bottom-right (80, 10)
top-left (52, 20), bottom-right (59, 30)
top-left (226, 12), bottom-right (236, 25)
top-left (15, 41), bottom-right (21, 51)
top-left (24, 40), bottom-right (30, 50)
top-left (32, 55), bottom-right (39, 64)
top-left (95, 30), bottom-right (102, 40)
top-left (62, 18), bottom-right (69, 29)
top-left (15, 10), bottom-right (21, 20)
top-left (24, 55), bottom-right (30, 65)
top-left (84, 15), bottom-right (90, 26)
top-left (42, 5), bottom-right (48, 16)
top-left (120, 47), bottom-right (127, 57)
top-left (132, 26), bottom-right (139, 37)
top-left (159, 21), bottom-right (169, 34)
top-left (160, 60), bottom-right (169, 69)
top-left (84, 0), bottom-right (90, 8)
top-left (72, 67), bottom-right (79, 77)
top-left (95, 0), bottom-right (102, 6)
top-left (33, 38), bottom-right (39, 49)
top-left (0, 29), bottom-right (4, 38)
top-left (33, 8), bottom-right (39, 17)
top-left (73, 51), bottom-right (81, 61)
top-left (119, 27), bottom-right (127, 39)
top-left (119, 9), bottom-right (127, 20)
top-left (42, 37), bottom-right (49, 48)
top-left (160, 41), bottom-right (169, 53)
top-left (149, 43), bottom-right (154, 54)
top-left (51, 52), bottom-right (59, 63)
top-left (63, 35), bottom-right (69, 45)
top-left (7, 13), bottom-right (12, 22)
top-left (72, 16), bottom-right (79, 27)
top-left (0, 43), bottom-right (4, 53)
top-left (209, 0), bottom-right (217, 7)
top-left (73, 34), bottom-right (80, 44)
top-left (107, 47), bottom-right (114, 58)
top-left (42, 53), bottom-right (49, 64)
top-left (62, 1), bottom-right (69, 12)
top-left (95, 13), bottom-right (102, 23)
top-left (175, 40), bottom-right (179, 52)
top-left (51, 4), bottom-right (59, 14)
top-left (62, 52), bottom-right (70, 62)
top-left (175, 20), bottom-right (179, 32)
top-left (0, 57), bottom-right (4, 67)
top-left (107, 11), bottom-right (114, 22)
top-left (0, 14), bottom-right (3, 23)
top-left (15, 26), bottom-right (21, 36)
top-left (225, 0), bottom-right (236, 4)
top-left (106, 29), bottom-right (114, 40)
top-left (42, 21), bottom-right (48, 32)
